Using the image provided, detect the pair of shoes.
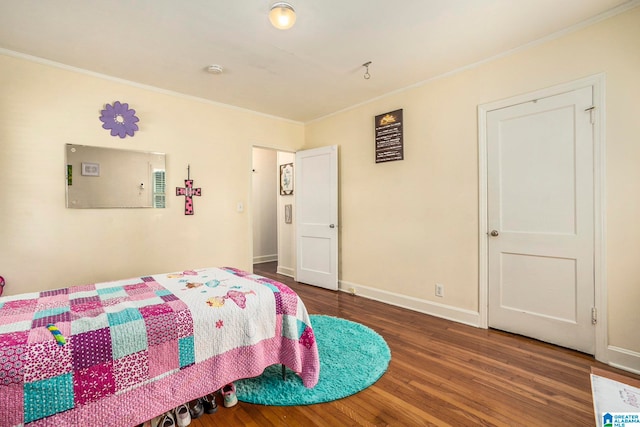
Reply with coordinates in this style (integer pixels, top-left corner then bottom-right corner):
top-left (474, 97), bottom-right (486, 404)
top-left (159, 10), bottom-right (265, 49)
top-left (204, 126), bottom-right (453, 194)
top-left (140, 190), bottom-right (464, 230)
top-left (174, 403), bottom-right (191, 427)
top-left (151, 412), bottom-right (175, 427)
top-left (188, 398), bottom-right (204, 419)
top-left (222, 383), bottom-right (238, 408)
top-left (160, 412), bottom-right (175, 427)
top-left (202, 393), bottom-right (218, 414)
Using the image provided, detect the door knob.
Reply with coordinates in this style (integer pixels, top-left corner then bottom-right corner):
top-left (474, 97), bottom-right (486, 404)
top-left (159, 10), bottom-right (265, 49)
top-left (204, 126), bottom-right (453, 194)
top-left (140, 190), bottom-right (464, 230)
top-left (490, 230), bottom-right (499, 237)
top-left (329, 224), bottom-right (335, 228)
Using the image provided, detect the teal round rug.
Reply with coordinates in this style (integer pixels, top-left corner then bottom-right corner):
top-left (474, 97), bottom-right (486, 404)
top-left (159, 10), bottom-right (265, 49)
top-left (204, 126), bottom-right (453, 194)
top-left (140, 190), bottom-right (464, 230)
top-left (235, 314), bottom-right (391, 405)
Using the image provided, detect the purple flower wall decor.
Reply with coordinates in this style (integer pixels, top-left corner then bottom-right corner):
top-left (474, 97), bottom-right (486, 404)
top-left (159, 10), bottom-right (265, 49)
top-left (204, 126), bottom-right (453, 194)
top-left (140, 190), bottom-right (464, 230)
top-left (99, 101), bottom-right (139, 138)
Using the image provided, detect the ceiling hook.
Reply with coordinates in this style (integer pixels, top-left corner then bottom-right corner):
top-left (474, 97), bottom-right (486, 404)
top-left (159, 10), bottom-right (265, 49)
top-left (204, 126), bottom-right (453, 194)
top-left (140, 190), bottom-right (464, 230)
top-left (362, 61), bottom-right (372, 80)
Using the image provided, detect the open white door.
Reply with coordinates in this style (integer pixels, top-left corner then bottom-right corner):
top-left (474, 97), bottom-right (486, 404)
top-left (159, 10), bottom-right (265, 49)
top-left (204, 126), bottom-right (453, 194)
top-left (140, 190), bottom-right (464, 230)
top-left (295, 145), bottom-right (338, 290)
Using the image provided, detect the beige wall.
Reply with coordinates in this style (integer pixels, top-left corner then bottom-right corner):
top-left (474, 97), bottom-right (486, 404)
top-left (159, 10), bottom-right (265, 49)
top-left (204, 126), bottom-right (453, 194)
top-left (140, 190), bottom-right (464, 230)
top-left (1, 7), bottom-right (639, 372)
top-left (0, 53), bottom-right (304, 295)
top-left (305, 7), bottom-right (640, 368)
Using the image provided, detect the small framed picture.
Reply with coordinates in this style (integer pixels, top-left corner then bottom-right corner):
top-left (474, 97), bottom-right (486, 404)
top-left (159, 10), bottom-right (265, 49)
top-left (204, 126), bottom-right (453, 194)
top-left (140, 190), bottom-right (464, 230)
top-left (81, 162), bottom-right (100, 176)
top-left (279, 163), bottom-right (293, 195)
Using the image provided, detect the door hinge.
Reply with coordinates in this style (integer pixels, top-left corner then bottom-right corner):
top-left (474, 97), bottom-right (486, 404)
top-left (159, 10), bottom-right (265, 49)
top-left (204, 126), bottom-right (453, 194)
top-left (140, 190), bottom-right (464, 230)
top-left (591, 307), bottom-right (597, 325)
top-left (585, 106), bottom-right (596, 125)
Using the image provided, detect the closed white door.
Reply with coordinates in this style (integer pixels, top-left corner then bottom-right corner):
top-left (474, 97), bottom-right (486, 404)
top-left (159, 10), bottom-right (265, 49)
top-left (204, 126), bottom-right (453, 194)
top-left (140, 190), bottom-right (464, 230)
top-left (295, 145), bottom-right (338, 290)
top-left (487, 86), bottom-right (595, 354)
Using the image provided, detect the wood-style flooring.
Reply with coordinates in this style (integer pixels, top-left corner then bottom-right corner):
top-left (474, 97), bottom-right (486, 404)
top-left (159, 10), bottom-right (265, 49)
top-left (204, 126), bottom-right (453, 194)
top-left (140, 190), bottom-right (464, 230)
top-left (186, 262), bottom-right (639, 426)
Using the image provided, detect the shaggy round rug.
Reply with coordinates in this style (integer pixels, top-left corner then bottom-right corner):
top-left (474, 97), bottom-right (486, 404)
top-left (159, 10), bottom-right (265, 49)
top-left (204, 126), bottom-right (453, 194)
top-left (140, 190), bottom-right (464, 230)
top-left (235, 315), bottom-right (391, 406)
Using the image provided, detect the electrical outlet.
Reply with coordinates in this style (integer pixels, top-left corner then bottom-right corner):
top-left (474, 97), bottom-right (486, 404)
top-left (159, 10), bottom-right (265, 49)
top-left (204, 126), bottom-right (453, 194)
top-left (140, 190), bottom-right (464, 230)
top-left (435, 283), bottom-right (444, 298)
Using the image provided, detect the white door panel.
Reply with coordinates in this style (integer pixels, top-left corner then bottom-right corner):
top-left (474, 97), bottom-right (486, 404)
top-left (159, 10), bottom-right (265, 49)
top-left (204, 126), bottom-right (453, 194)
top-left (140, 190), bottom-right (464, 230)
top-left (498, 106), bottom-right (577, 234)
top-left (296, 145), bottom-right (338, 290)
top-left (487, 86), bottom-right (595, 354)
top-left (499, 253), bottom-right (577, 321)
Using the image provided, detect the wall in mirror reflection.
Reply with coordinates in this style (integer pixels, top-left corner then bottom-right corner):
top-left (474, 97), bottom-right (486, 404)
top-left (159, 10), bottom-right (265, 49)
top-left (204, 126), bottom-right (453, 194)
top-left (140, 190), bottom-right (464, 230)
top-left (66, 144), bottom-right (166, 208)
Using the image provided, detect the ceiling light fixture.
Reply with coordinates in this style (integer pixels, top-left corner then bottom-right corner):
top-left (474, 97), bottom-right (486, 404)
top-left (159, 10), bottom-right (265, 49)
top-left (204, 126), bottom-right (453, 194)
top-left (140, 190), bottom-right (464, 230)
top-left (362, 61), bottom-right (372, 80)
top-left (269, 2), bottom-right (296, 30)
top-left (206, 64), bottom-right (224, 74)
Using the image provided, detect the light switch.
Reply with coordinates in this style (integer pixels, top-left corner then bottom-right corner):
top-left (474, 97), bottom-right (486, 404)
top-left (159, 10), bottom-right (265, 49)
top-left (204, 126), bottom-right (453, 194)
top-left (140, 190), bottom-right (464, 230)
top-left (237, 202), bottom-right (244, 213)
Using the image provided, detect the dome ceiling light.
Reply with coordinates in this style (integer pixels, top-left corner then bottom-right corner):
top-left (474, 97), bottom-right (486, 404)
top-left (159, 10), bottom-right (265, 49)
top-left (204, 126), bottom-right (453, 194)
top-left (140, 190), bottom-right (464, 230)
top-left (269, 2), bottom-right (296, 30)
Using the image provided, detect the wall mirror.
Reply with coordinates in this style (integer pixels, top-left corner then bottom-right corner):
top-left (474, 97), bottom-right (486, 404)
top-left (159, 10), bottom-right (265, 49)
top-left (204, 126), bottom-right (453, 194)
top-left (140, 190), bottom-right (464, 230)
top-left (65, 144), bottom-right (166, 208)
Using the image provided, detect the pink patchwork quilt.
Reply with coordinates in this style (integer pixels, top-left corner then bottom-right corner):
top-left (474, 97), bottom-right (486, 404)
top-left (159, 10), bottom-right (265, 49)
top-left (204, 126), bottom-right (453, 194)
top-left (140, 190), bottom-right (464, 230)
top-left (0, 267), bottom-right (320, 427)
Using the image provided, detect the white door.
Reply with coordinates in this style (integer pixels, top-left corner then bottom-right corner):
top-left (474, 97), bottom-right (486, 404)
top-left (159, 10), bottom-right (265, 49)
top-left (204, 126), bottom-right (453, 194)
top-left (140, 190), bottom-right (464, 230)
top-left (295, 145), bottom-right (338, 290)
top-left (487, 86), bottom-right (595, 354)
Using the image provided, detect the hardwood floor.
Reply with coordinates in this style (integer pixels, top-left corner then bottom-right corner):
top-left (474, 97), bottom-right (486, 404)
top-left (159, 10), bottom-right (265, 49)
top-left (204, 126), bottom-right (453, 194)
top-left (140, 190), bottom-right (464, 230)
top-left (188, 262), bottom-right (639, 426)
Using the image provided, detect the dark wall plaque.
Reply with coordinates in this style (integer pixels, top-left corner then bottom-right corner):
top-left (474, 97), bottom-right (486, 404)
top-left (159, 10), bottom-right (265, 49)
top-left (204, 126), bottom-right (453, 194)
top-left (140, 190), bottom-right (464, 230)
top-left (375, 109), bottom-right (403, 163)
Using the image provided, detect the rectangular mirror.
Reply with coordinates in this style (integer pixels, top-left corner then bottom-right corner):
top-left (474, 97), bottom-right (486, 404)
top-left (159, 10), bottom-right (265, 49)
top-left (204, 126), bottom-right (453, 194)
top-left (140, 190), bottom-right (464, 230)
top-left (66, 144), bottom-right (166, 208)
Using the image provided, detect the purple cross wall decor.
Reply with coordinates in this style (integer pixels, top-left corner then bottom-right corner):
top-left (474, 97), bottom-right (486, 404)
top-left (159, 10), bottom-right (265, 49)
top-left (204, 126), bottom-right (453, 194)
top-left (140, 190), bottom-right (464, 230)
top-left (176, 166), bottom-right (202, 215)
top-left (176, 179), bottom-right (202, 215)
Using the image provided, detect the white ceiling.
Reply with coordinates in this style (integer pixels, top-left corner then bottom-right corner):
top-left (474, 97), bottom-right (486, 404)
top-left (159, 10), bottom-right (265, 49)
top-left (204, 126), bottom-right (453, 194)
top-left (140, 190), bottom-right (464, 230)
top-left (0, 0), bottom-right (636, 122)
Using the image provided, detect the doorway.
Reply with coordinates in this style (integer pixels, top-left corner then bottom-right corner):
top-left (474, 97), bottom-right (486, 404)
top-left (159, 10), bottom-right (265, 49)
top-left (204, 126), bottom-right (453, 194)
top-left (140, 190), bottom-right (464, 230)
top-left (478, 75), bottom-right (606, 358)
top-left (251, 145), bottom-right (339, 290)
top-left (251, 147), bottom-right (296, 277)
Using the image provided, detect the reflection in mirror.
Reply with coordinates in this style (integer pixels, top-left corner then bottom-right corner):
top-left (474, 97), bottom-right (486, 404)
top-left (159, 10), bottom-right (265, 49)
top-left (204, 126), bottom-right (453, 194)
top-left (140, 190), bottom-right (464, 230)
top-left (66, 144), bottom-right (166, 208)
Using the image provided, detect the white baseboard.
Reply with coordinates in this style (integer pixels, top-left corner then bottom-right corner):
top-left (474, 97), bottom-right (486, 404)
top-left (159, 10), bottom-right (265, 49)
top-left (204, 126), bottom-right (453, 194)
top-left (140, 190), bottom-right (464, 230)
top-left (253, 254), bottom-right (278, 264)
top-left (338, 280), bottom-right (481, 327)
top-left (607, 346), bottom-right (640, 375)
top-left (339, 280), bottom-right (640, 376)
top-left (276, 265), bottom-right (295, 278)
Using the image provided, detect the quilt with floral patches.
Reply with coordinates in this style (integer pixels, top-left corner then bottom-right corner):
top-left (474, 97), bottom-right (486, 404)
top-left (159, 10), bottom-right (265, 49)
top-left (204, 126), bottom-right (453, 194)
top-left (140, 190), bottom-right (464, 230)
top-left (0, 267), bottom-right (319, 427)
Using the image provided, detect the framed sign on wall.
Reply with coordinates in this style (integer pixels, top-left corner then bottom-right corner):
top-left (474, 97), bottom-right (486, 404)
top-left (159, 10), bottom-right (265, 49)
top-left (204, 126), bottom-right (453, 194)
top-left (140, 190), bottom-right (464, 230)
top-left (375, 109), bottom-right (404, 163)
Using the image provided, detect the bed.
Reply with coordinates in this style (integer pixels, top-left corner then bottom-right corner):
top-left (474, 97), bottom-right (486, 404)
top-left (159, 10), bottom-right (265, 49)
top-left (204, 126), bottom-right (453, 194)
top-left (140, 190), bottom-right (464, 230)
top-left (0, 267), bottom-right (320, 427)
